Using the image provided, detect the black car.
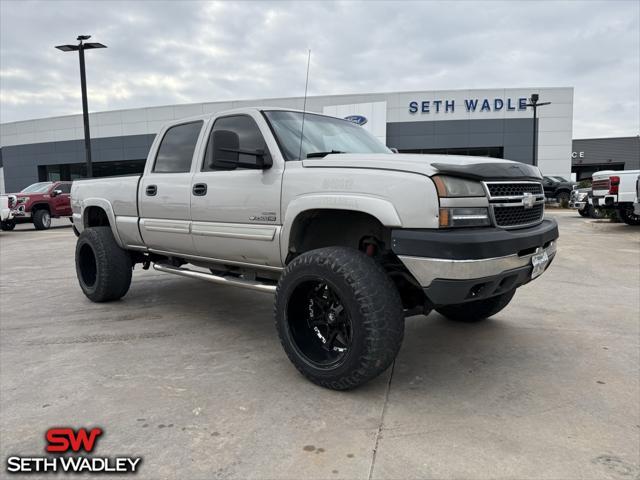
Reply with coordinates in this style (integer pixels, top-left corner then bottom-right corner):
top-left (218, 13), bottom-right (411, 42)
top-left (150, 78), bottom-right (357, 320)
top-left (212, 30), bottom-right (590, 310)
top-left (542, 176), bottom-right (578, 203)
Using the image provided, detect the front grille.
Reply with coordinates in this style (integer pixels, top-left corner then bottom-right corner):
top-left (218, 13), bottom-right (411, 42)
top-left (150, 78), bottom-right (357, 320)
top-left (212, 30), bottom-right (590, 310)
top-left (486, 182), bottom-right (543, 197)
top-left (484, 181), bottom-right (545, 229)
top-left (494, 204), bottom-right (544, 227)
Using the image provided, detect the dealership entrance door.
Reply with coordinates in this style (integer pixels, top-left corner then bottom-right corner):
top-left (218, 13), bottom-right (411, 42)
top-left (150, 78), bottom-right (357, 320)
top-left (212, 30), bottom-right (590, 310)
top-left (38, 159), bottom-right (146, 181)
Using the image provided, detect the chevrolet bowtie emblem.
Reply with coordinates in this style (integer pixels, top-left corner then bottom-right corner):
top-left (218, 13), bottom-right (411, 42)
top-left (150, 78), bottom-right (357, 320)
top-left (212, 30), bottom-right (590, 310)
top-left (522, 192), bottom-right (536, 209)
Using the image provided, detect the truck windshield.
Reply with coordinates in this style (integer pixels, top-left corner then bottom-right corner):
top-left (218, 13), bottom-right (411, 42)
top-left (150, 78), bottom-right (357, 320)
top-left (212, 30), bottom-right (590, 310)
top-left (21, 182), bottom-right (52, 193)
top-left (263, 110), bottom-right (390, 161)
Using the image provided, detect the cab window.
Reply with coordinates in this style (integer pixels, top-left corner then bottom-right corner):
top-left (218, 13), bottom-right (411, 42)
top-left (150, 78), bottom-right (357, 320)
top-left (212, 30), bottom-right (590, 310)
top-left (56, 183), bottom-right (71, 194)
top-left (153, 121), bottom-right (203, 173)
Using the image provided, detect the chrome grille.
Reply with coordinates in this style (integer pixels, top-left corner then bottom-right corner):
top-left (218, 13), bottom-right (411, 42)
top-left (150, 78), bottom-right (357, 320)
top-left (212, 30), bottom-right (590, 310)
top-left (484, 181), bottom-right (545, 229)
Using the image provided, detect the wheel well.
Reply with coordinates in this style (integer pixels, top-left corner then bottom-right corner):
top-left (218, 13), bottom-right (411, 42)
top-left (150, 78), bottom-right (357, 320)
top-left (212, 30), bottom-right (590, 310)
top-left (286, 209), bottom-right (428, 311)
top-left (84, 206), bottom-right (110, 228)
top-left (287, 209), bottom-right (391, 262)
top-left (30, 203), bottom-right (50, 214)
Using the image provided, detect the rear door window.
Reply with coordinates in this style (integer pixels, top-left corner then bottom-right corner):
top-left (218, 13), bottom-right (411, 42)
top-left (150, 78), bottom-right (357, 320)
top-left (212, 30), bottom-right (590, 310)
top-left (153, 121), bottom-right (203, 173)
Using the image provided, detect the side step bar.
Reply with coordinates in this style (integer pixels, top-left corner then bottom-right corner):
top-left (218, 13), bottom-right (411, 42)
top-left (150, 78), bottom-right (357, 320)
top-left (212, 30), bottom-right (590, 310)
top-left (153, 263), bottom-right (277, 294)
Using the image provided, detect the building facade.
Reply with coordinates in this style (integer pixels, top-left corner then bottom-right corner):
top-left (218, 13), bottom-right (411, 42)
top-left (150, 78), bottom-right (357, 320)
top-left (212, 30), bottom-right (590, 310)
top-left (0, 87), bottom-right (574, 193)
top-left (571, 136), bottom-right (640, 180)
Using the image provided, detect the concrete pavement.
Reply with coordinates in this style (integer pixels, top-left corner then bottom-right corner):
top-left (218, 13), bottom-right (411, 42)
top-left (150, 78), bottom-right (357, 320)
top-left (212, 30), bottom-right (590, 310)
top-left (1, 211), bottom-right (638, 479)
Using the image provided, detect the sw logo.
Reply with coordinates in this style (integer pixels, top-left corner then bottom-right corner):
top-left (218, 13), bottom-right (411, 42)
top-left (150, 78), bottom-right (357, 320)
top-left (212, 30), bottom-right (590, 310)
top-left (46, 427), bottom-right (103, 452)
top-left (6, 427), bottom-right (142, 474)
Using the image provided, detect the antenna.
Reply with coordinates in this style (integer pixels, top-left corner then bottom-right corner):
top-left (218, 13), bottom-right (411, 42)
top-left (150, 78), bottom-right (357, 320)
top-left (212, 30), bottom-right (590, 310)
top-left (298, 49), bottom-right (311, 160)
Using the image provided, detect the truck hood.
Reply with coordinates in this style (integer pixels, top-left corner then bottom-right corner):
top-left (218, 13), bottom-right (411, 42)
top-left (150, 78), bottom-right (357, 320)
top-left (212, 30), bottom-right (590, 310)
top-left (302, 153), bottom-right (542, 180)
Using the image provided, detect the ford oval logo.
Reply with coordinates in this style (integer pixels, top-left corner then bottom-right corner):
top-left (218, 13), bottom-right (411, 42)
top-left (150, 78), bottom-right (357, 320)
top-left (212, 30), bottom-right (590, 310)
top-left (344, 115), bottom-right (368, 126)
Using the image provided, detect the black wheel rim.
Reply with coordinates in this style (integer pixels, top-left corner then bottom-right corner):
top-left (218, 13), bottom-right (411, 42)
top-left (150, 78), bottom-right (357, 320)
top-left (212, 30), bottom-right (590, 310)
top-left (78, 243), bottom-right (97, 288)
top-left (286, 279), bottom-right (353, 369)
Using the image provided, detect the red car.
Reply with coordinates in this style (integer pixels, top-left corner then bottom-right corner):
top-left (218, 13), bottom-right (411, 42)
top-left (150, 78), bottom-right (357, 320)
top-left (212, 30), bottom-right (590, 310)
top-left (2, 181), bottom-right (72, 231)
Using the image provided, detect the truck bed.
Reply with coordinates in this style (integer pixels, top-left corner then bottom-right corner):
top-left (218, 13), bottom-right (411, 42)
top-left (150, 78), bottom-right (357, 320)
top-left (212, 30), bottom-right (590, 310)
top-left (71, 175), bottom-right (142, 218)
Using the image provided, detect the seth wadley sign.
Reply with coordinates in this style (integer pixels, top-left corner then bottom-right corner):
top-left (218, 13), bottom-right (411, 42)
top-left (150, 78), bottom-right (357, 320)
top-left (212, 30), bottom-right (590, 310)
top-left (409, 97), bottom-right (528, 114)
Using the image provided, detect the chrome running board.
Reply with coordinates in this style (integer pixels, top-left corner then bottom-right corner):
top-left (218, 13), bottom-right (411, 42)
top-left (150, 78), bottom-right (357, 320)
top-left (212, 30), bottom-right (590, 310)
top-left (153, 263), bottom-right (277, 294)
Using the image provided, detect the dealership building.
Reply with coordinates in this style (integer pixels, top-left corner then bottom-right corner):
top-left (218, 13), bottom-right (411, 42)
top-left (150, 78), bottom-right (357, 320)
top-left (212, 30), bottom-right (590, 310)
top-left (0, 87), bottom-right (576, 193)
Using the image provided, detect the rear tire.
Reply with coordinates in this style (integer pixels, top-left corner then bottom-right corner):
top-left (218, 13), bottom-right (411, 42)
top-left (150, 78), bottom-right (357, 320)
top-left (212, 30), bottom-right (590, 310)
top-left (618, 206), bottom-right (640, 225)
top-left (436, 289), bottom-right (516, 323)
top-left (75, 226), bottom-right (132, 302)
top-left (33, 209), bottom-right (51, 230)
top-left (275, 247), bottom-right (404, 390)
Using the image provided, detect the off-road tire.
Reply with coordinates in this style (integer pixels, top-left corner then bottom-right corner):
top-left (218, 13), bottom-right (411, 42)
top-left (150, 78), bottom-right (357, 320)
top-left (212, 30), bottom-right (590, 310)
top-left (275, 247), bottom-right (404, 390)
top-left (578, 207), bottom-right (590, 217)
top-left (75, 226), bottom-right (132, 302)
top-left (436, 289), bottom-right (516, 323)
top-left (618, 206), bottom-right (640, 226)
top-left (1, 220), bottom-right (16, 231)
top-left (33, 209), bottom-right (51, 230)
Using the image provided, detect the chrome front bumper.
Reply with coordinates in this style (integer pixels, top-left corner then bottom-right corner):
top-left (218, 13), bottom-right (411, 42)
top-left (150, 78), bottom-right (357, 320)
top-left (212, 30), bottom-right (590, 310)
top-left (399, 240), bottom-right (557, 287)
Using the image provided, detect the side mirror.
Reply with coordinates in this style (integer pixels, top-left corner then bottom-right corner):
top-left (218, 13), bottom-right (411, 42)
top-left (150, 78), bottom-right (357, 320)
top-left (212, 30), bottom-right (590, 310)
top-left (390, 147), bottom-right (399, 154)
top-left (51, 189), bottom-right (62, 197)
top-left (210, 130), bottom-right (272, 170)
top-left (211, 130), bottom-right (240, 169)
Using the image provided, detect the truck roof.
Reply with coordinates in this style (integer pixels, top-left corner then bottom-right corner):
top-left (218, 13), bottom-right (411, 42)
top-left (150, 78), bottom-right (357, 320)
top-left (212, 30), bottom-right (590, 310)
top-left (165, 107), bottom-right (340, 124)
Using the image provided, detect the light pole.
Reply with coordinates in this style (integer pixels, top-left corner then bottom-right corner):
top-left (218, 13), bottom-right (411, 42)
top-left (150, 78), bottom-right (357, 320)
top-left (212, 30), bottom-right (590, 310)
top-left (55, 35), bottom-right (107, 178)
top-left (525, 93), bottom-right (551, 167)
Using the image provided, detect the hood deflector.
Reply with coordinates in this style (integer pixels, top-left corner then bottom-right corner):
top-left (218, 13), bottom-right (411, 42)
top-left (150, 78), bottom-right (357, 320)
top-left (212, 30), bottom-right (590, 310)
top-left (432, 162), bottom-right (542, 181)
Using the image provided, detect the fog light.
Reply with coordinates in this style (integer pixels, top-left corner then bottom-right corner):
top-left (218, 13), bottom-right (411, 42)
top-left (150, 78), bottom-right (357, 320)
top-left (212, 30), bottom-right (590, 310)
top-left (439, 207), bottom-right (490, 228)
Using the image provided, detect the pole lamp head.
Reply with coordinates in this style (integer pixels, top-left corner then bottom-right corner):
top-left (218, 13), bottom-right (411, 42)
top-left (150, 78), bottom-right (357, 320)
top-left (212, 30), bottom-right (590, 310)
top-left (77, 35), bottom-right (91, 41)
top-left (530, 93), bottom-right (539, 105)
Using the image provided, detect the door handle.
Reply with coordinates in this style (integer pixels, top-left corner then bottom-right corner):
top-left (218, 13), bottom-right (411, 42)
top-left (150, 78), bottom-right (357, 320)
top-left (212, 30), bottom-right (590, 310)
top-left (146, 185), bottom-right (157, 196)
top-left (192, 183), bottom-right (208, 196)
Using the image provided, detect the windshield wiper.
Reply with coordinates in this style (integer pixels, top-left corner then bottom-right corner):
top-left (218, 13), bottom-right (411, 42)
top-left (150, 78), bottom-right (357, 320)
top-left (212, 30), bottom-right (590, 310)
top-left (306, 150), bottom-right (345, 158)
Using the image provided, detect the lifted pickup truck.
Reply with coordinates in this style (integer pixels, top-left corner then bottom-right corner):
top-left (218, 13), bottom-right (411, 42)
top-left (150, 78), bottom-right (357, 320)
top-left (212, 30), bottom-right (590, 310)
top-left (71, 108), bottom-right (558, 390)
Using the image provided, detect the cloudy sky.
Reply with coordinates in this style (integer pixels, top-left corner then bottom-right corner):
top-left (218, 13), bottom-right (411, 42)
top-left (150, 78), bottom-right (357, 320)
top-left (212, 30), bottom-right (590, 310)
top-left (1, 0), bottom-right (638, 138)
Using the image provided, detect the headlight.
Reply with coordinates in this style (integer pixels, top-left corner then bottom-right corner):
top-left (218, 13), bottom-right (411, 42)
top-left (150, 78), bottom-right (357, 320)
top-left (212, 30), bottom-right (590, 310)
top-left (432, 175), bottom-right (485, 197)
top-left (439, 207), bottom-right (490, 228)
top-left (17, 197), bottom-right (28, 204)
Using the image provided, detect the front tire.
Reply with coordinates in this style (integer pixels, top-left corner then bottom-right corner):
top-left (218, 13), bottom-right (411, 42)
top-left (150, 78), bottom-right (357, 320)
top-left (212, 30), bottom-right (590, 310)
top-left (556, 191), bottom-right (570, 204)
top-left (436, 289), bottom-right (516, 323)
top-left (578, 207), bottom-right (590, 217)
top-left (1, 219), bottom-right (16, 231)
top-left (275, 247), bottom-right (404, 390)
top-left (33, 209), bottom-right (51, 230)
top-left (75, 226), bottom-right (132, 302)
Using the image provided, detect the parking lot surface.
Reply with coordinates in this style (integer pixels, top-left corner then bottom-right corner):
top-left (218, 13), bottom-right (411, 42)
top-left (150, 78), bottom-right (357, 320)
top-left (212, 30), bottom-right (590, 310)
top-left (1, 211), bottom-right (639, 480)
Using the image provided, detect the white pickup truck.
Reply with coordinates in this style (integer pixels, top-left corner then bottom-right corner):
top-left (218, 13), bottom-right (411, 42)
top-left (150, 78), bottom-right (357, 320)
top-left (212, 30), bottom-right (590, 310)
top-left (591, 169), bottom-right (640, 225)
top-left (71, 108), bottom-right (558, 390)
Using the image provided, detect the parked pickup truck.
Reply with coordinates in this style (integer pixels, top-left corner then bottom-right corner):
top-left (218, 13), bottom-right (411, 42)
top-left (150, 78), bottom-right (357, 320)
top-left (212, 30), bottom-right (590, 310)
top-left (1, 195), bottom-right (14, 230)
top-left (542, 176), bottom-right (577, 203)
top-left (591, 169), bottom-right (640, 225)
top-left (71, 108), bottom-right (559, 390)
top-left (4, 181), bottom-right (73, 230)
